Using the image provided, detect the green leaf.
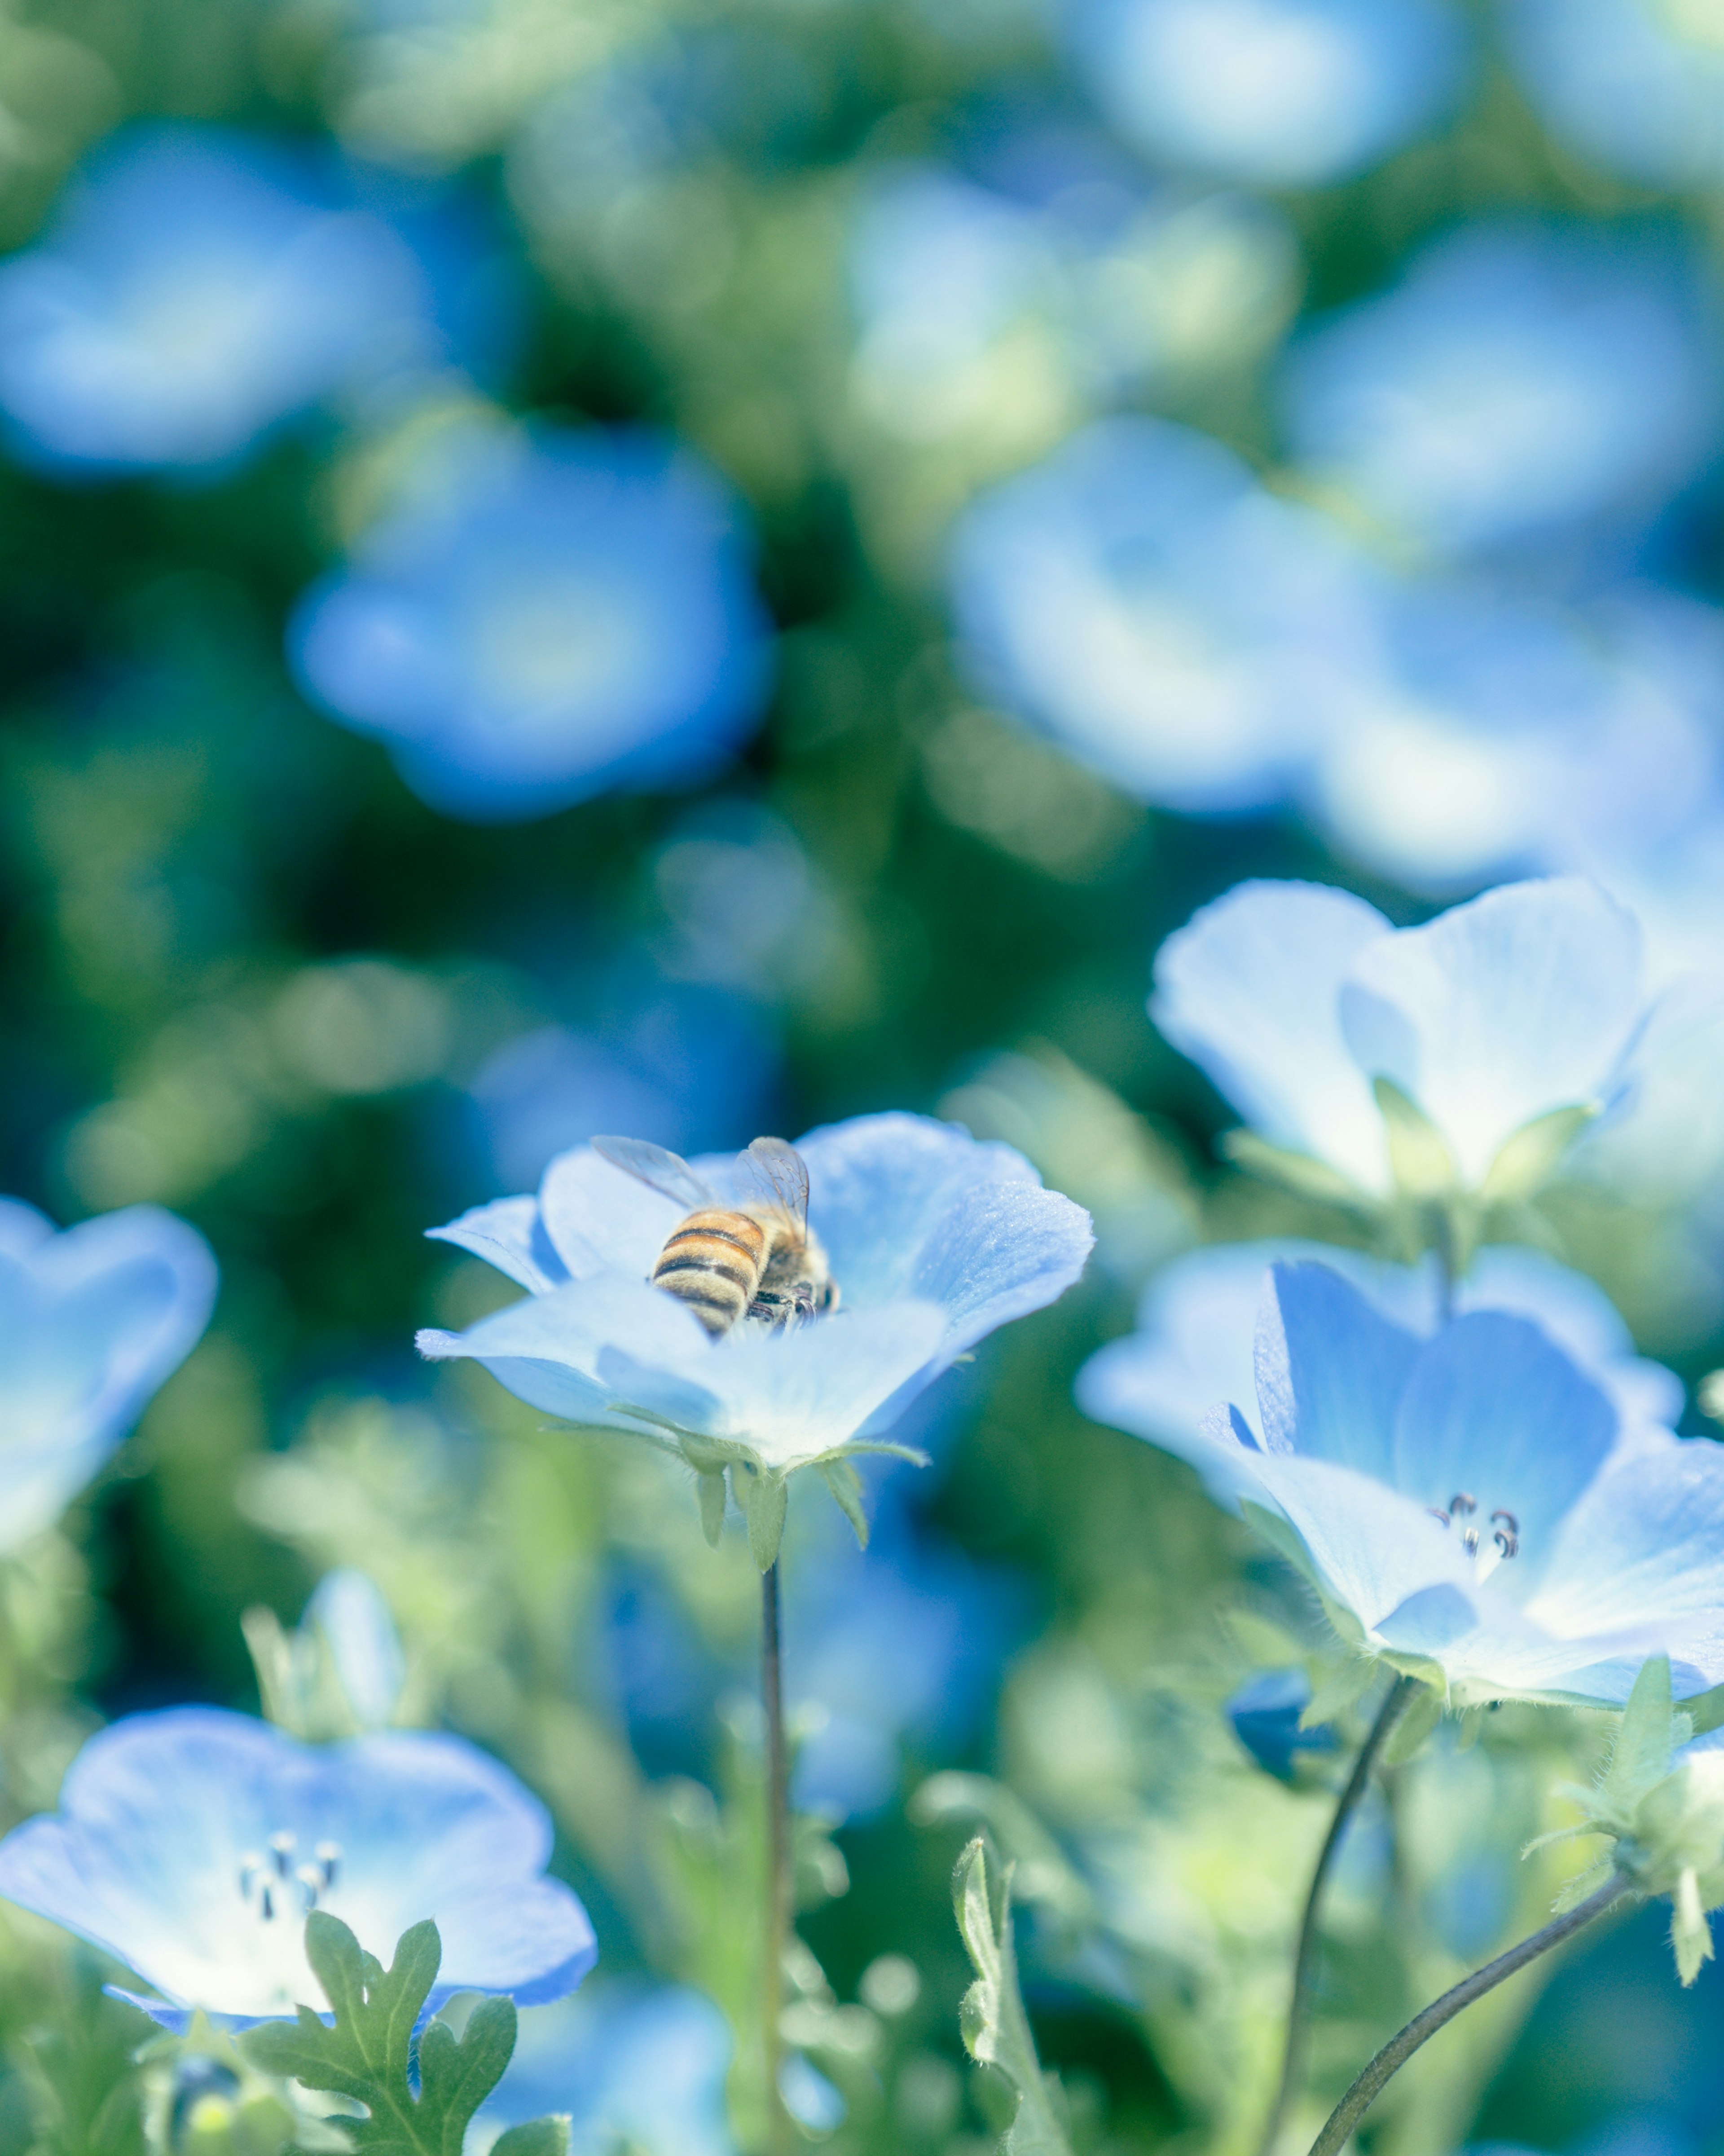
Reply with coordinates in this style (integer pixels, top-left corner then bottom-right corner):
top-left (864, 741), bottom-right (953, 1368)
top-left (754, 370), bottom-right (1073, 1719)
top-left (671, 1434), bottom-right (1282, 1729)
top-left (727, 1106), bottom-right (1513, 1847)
top-left (816, 1458), bottom-right (869, 1551)
top-left (741, 1468), bottom-right (788, 1571)
top-left (951, 1837), bottom-right (1073, 2156)
top-left (1602, 1655), bottom-right (1681, 1813)
top-left (1372, 1076), bottom-right (1456, 1199)
top-left (1481, 1102), bottom-right (1598, 1204)
top-left (237, 1914), bottom-right (560, 2156)
top-left (1380, 1683), bottom-right (1444, 1767)
top-left (695, 1469), bottom-right (727, 1549)
top-left (490, 2122), bottom-right (572, 2156)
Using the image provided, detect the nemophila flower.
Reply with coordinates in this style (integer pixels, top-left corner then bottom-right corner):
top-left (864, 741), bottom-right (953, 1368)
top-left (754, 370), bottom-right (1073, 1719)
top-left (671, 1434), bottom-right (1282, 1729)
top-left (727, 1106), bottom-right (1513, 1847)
top-left (1085, 1258), bottom-right (1724, 1707)
top-left (0, 124), bottom-right (494, 476)
top-left (1152, 875), bottom-right (1667, 1206)
top-left (418, 1115), bottom-right (1093, 1554)
top-left (1279, 220), bottom-right (1720, 560)
top-left (1226, 1669), bottom-right (1338, 1780)
top-left (1502, 0), bottom-right (1724, 194)
top-left (948, 416), bottom-right (1374, 813)
top-left (0, 1198), bottom-right (216, 1550)
top-left (0, 1707), bottom-right (595, 2029)
top-left (475, 1982), bottom-right (734, 2156)
top-left (1078, 1239), bottom-right (1684, 1458)
top-left (289, 423), bottom-right (775, 822)
top-left (1065, 0), bottom-right (1470, 190)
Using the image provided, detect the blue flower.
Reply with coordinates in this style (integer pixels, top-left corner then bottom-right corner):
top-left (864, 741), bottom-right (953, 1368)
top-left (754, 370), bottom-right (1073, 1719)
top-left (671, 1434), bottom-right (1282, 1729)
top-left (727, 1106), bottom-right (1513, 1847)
top-left (475, 1982), bottom-right (734, 2156)
top-left (418, 1113), bottom-right (1093, 1479)
top-left (0, 1707), bottom-right (595, 2029)
top-left (1152, 875), bottom-right (1670, 1200)
top-left (0, 124), bottom-right (494, 476)
top-left (947, 416), bottom-right (1375, 813)
top-left (289, 423), bottom-right (775, 822)
top-left (1503, 0), bottom-right (1724, 193)
top-left (1084, 1257), bottom-right (1724, 1706)
top-left (1078, 1239), bottom-right (1684, 1459)
top-left (0, 1198), bottom-right (216, 1550)
top-left (1226, 1668), bottom-right (1338, 1779)
top-left (1065, 0), bottom-right (1470, 188)
top-left (1279, 220), bottom-right (1720, 559)
top-left (303, 1569), bottom-right (407, 1731)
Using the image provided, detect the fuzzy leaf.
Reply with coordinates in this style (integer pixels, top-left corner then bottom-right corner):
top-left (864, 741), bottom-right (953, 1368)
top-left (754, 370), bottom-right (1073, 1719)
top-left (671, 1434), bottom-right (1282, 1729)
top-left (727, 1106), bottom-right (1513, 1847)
top-left (1481, 1102), bottom-right (1598, 1204)
top-left (1674, 1867), bottom-right (1714, 1985)
top-left (1298, 1657), bottom-right (1375, 1731)
top-left (817, 1458), bottom-right (870, 1551)
top-left (1380, 1684), bottom-right (1444, 1767)
top-left (743, 1470), bottom-right (788, 1572)
top-left (952, 1838), bottom-right (1073, 2156)
top-left (237, 1915), bottom-right (560, 2156)
top-left (1603, 1656), bottom-right (1679, 1812)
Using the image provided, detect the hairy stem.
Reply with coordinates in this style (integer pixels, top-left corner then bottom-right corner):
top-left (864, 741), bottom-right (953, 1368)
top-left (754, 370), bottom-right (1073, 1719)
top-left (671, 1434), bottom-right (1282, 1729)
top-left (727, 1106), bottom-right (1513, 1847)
top-left (1258, 1675), bottom-right (1416, 2156)
top-left (1306, 1875), bottom-right (1635, 2156)
top-left (762, 1561), bottom-right (791, 2155)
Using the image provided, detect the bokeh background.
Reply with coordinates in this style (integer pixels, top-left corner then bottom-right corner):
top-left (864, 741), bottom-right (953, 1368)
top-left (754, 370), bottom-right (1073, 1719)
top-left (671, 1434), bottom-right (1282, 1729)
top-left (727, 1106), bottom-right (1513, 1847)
top-left (7, 0), bottom-right (1724, 2152)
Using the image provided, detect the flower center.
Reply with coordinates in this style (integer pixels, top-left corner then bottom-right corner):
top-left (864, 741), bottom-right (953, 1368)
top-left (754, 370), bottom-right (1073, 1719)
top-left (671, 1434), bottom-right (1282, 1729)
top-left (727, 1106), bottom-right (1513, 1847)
top-left (1425, 1490), bottom-right (1519, 1578)
top-left (237, 1831), bottom-right (342, 1922)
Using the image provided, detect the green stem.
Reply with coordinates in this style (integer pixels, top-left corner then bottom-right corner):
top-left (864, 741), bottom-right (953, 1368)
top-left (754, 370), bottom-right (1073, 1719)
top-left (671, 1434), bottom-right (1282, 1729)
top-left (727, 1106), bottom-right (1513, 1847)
top-left (1305, 1875), bottom-right (1635, 2156)
top-left (762, 1561), bottom-right (791, 2156)
top-left (1258, 1675), bottom-right (1415, 2156)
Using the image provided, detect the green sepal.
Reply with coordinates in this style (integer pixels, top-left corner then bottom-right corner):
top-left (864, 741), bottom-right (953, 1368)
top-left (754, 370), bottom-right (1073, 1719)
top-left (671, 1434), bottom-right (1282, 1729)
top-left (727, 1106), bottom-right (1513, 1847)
top-left (740, 1468), bottom-right (788, 1571)
top-left (1372, 1076), bottom-right (1456, 1199)
top-left (1380, 1683), bottom-right (1444, 1767)
top-left (1602, 1655), bottom-right (1685, 1813)
top-left (1221, 1129), bottom-right (1375, 1211)
top-left (952, 1837), bottom-right (1074, 2155)
top-left (1299, 1656), bottom-right (1376, 1731)
top-left (1481, 1102), bottom-right (1599, 1204)
top-left (695, 1469), bottom-right (728, 1549)
top-left (817, 1458), bottom-right (869, 1551)
top-left (237, 1914), bottom-right (562, 2156)
top-left (1684, 1680), bottom-right (1724, 1738)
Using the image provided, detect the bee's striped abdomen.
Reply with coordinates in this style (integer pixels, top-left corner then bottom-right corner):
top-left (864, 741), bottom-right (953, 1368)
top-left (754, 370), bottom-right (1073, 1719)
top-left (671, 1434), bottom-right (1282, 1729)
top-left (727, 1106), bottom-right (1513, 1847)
top-left (651, 1208), bottom-right (768, 1335)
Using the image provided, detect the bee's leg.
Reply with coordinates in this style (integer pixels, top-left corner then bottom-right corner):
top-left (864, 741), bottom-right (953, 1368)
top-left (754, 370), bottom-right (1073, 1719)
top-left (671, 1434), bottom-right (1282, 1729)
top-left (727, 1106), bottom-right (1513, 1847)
top-left (747, 1291), bottom-right (792, 1326)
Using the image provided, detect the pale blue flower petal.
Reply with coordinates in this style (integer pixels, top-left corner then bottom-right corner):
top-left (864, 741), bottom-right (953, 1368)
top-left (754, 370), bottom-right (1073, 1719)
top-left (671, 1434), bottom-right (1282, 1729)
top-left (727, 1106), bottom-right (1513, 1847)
top-left (0, 1708), bottom-right (594, 2028)
top-left (1152, 879), bottom-right (1393, 1190)
top-left (1253, 1261), bottom-right (1421, 1476)
top-left (1503, 0), bottom-right (1724, 193)
top-left (427, 1196), bottom-right (569, 1295)
top-left (306, 1570), bottom-right (406, 1730)
top-left (1389, 1314), bottom-right (1618, 1591)
top-left (0, 1199), bottom-right (53, 1260)
top-left (1338, 876), bottom-right (1644, 1182)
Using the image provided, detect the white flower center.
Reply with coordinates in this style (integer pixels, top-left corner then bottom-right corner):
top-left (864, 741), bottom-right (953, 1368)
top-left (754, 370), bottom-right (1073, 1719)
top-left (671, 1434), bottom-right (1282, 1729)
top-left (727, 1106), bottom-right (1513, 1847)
top-left (236, 1831), bottom-right (342, 1923)
top-left (1425, 1490), bottom-right (1519, 1583)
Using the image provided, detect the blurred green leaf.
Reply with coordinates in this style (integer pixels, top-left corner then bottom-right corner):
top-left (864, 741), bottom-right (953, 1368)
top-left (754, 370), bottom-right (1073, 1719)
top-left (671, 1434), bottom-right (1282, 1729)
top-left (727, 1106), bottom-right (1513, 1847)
top-left (951, 1836), bottom-right (1073, 2156)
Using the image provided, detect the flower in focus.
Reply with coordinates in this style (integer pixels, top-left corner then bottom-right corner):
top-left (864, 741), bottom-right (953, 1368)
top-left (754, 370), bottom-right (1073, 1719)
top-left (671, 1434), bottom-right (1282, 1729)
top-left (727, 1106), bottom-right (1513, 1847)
top-left (0, 1197), bottom-right (216, 1550)
top-left (1503, 0), bottom-right (1724, 194)
top-left (0, 1707), bottom-right (595, 2029)
top-left (418, 1114), bottom-right (1093, 1552)
top-left (948, 416), bottom-right (1373, 812)
top-left (1152, 875), bottom-right (1670, 1205)
top-left (1078, 1237), bottom-right (1684, 1449)
top-left (290, 422), bottom-right (775, 821)
top-left (475, 1981), bottom-right (735, 2156)
top-left (0, 124), bottom-right (487, 475)
top-left (1279, 220), bottom-right (1719, 560)
top-left (1083, 1257), bottom-right (1724, 1707)
top-left (1066, 0), bottom-right (1470, 188)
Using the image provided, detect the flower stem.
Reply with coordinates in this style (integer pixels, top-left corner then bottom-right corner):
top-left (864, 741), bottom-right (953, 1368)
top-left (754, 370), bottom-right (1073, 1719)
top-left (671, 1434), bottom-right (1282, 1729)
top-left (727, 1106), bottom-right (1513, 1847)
top-left (761, 1560), bottom-right (791, 2156)
top-left (1305, 1874), bottom-right (1635, 2156)
top-left (1258, 1674), bottom-right (1415, 2156)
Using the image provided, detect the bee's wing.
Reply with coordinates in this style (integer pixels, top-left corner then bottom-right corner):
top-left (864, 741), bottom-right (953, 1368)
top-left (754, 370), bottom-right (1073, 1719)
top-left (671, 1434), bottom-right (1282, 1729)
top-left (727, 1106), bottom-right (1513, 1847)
top-left (736, 1136), bottom-right (810, 1235)
top-left (591, 1136), bottom-right (717, 1212)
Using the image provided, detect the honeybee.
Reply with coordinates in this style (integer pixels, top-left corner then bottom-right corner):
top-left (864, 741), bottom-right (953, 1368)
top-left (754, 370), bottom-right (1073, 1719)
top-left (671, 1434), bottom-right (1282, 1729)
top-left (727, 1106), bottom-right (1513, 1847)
top-left (593, 1134), bottom-right (839, 1338)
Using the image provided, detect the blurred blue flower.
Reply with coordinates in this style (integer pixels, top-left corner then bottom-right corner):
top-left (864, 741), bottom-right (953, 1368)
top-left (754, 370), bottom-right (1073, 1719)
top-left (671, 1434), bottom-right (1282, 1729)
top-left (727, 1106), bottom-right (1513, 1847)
top-left (0, 1707), bottom-right (595, 2029)
top-left (418, 1114), bottom-right (1093, 1474)
top-left (290, 423), bottom-right (775, 822)
top-left (1089, 1257), bottom-right (1724, 1706)
top-left (0, 124), bottom-right (501, 476)
top-left (948, 415), bottom-right (1375, 812)
top-left (1503, 0), bottom-right (1724, 193)
top-left (466, 985), bottom-right (779, 1196)
top-left (1152, 875), bottom-right (1671, 1198)
top-left (1078, 1238), bottom-right (1684, 1455)
top-left (304, 1568), bottom-right (406, 1730)
top-left (0, 1198), bottom-right (216, 1550)
top-left (474, 1982), bottom-right (734, 2156)
top-left (1066, 0), bottom-right (1470, 188)
top-left (1279, 220), bottom-right (1720, 558)
top-left (1226, 1669), bottom-right (1338, 1779)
